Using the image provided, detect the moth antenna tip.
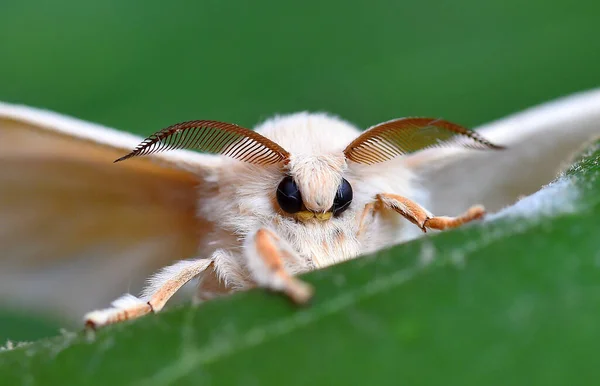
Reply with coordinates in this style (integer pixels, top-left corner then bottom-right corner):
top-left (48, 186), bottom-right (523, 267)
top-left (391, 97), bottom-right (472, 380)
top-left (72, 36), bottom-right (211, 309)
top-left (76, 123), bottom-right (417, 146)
top-left (113, 155), bottom-right (130, 163)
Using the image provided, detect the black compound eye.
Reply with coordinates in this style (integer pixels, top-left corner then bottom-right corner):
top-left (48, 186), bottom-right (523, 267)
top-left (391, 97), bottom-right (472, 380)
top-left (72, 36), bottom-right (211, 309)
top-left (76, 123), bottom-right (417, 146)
top-left (276, 176), bottom-right (303, 214)
top-left (332, 178), bottom-right (353, 216)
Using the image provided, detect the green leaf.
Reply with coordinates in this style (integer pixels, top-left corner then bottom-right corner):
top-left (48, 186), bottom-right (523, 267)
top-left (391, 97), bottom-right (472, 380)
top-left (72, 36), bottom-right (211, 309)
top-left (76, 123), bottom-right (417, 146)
top-left (1, 141), bottom-right (599, 385)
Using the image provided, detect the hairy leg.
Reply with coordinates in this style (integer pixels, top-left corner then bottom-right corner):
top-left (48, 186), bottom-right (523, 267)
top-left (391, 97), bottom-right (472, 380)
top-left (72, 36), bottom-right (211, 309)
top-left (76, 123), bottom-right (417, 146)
top-left (84, 258), bottom-right (212, 328)
top-left (195, 249), bottom-right (249, 302)
top-left (84, 232), bottom-right (312, 329)
top-left (356, 202), bottom-right (375, 238)
top-left (376, 193), bottom-right (485, 232)
top-left (243, 228), bottom-right (313, 304)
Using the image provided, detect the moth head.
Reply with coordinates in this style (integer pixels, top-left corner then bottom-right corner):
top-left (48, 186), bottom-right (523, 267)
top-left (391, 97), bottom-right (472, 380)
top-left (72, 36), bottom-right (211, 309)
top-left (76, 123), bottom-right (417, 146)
top-left (115, 119), bottom-right (354, 223)
top-left (116, 116), bottom-right (503, 224)
top-left (278, 154), bottom-right (352, 222)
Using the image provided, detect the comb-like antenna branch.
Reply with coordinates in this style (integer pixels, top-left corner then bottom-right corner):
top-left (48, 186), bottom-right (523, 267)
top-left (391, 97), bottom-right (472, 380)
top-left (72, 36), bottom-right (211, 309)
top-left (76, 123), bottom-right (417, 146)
top-left (115, 120), bottom-right (290, 165)
top-left (344, 117), bottom-right (504, 165)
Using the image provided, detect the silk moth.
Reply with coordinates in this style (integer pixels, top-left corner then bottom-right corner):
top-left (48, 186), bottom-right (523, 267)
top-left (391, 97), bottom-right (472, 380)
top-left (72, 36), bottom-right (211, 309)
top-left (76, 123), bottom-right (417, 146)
top-left (1, 89), bottom-right (599, 328)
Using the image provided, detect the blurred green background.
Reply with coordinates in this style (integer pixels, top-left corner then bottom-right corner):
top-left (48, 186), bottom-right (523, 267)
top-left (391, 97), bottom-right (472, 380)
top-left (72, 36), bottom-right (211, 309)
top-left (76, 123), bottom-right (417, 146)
top-left (1, 0), bottom-right (599, 342)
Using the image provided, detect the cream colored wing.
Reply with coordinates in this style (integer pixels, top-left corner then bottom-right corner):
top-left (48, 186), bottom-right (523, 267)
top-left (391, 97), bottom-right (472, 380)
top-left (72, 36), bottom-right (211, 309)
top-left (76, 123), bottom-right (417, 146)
top-left (0, 102), bottom-right (219, 322)
top-left (405, 88), bottom-right (600, 215)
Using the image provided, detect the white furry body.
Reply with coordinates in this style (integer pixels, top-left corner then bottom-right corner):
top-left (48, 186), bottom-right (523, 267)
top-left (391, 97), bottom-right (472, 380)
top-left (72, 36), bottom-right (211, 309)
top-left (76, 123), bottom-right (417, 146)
top-left (197, 113), bottom-right (422, 288)
top-left (0, 89), bottom-right (599, 323)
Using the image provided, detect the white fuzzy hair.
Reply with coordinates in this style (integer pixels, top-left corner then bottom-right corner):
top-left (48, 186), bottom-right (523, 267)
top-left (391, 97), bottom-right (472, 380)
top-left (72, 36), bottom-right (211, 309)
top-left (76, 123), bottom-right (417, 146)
top-left (198, 111), bottom-right (422, 284)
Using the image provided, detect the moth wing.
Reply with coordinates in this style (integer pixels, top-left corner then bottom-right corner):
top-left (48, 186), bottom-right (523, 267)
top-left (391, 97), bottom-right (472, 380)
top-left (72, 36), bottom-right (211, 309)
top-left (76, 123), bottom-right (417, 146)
top-left (405, 89), bottom-right (600, 215)
top-left (0, 102), bottom-right (219, 321)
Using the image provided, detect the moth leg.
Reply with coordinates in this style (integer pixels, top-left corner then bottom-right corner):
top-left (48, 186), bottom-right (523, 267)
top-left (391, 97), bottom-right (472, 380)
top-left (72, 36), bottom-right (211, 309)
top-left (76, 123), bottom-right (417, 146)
top-left (244, 228), bottom-right (313, 304)
top-left (195, 249), bottom-right (250, 302)
top-left (376, 193), bottom-right (485, 232)
top-left (356, 202), bottom-right (375, 238)
top-left (84, 258), bottom-right (212, 328)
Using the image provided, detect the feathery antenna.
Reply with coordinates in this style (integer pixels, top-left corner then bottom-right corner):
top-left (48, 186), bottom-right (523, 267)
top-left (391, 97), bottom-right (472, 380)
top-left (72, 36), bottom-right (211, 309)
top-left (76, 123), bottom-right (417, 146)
top-left (344, 117), bottom-right (504, 165)
top-left (115, 120), bottom-right (289, 165)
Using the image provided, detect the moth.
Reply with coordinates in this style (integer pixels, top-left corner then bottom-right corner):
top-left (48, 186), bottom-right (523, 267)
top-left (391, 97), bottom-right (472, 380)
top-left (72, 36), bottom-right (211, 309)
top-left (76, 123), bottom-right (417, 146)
top-left (1, 89), bottom-right (599, 328)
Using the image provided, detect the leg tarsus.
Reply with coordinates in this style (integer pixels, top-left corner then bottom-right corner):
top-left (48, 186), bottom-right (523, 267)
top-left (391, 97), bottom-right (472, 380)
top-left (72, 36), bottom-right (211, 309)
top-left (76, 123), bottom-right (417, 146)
top-left (376, 193), bottom-right (485, 232)
top-left (84, 294), bottom-right (152, 328)
top-left (423, 205), bottom-right (485, 230)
